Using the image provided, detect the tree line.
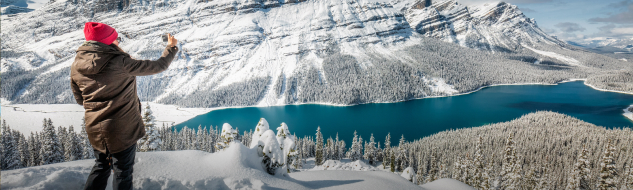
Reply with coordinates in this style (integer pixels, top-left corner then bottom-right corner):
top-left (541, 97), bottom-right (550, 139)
top-left (3, 109), bottom-right (633, 189)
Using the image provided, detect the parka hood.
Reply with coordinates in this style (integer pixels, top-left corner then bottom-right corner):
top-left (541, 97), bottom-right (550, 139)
top-left (74, 41), bottom-right (127, 75)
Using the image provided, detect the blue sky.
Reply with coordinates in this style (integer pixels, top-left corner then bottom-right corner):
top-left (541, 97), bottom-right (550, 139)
top-left (460, 0), bottom-right (633, 43)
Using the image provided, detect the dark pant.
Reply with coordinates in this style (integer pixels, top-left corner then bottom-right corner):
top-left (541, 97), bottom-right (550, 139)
top-left (84, 144), bottom-right (136, 190)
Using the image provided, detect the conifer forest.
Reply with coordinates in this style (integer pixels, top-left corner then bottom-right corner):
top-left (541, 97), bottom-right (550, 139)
top-left (2, 105), bottom-right (632, 190)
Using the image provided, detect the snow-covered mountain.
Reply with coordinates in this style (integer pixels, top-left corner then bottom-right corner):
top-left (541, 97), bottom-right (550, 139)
top-left (396, 0), bottom-right (564, 51)
top-left (1, 0), bottom-right (629, 107)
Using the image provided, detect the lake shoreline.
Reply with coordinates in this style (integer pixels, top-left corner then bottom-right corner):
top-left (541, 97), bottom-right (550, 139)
top-left (3, 80), bottom-right (633, 134)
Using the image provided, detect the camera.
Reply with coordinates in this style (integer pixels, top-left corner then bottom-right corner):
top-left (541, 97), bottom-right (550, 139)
top-left (161, 34), bottom-right (169, 42)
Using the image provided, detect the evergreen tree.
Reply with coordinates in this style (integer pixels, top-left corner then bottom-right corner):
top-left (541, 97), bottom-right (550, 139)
top-left (500, 133), bottom-right (518, 189)
top-left (325, 137), bottom-right (333, 161)
top-left (276, 122), bottom-right (297, 173)
top-left (597, 139), bottom-right (618, 190)
top-left (338, 140), bottom-right (345, 161)
top-left (64, 126), bottom-right (82, 161)
top-left (57, 126), bottom-right (67, 159)
top-left (140, 104), bottom-right (161, 152)
top-left (2, 121), bottom-right (21, 170)
top-left (470, 136), bottom-right (485, 188)
top-left (364, 134), bottom-right (376, 165)
top-left (17, 132), bottom-right (29, 168)
top-left (438, 162), bottom-right (447, 179)
top-left (383, 133), bottom-right (391, 169)
top-left (347, 131), bottom-right (362, 161)
top-left (481, 161), bottom-right (493, 190)
top-left (315, 127), bottom-right (324, 166)
top-left (523, 166), bottom-right (538, 190)
top-left (334, 133), bottom-right (340, 160)
top-left (416, 153), bottom-right (425, 185)
top-left (292, 137), bottom-right (304, 170)
top-left (216, 123), bottom-right (237, 151)
top-left (566, 145), bottom-right (591, 190)
top-left (40, 119), bottom-right (64, 165)
top-left (536, 162), bottom-right (552, 190)
top-left (623, 162), bottom-right (633, 190)
top-left (426, 149), bottom-right (438, 183)
top-left (453, 157), bottom-right (463, 182)
top-left (28, 132), bottom-right (41, 167)
top-left (390, 149), bottom-right (395, 173)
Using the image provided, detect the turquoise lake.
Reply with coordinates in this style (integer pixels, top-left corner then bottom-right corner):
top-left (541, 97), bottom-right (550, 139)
top-left (175, 81), bottom-right (633, 145)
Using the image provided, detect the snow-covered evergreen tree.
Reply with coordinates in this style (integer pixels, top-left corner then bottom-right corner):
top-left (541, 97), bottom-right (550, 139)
top-left (292, 136), bottom-right (304, 170)
top-left (347, 131), bottom-right (362, 161)
top-left (139, 104), bottom-right (161, 152)
top-left (17, 132), bottom-right (29, 168)
top-left (338, 139), bottom-right (345, 161)
top-left (64, 126), bottom-right (82, 161)
top-left (623, 162), bottom-right (633, 190)
top-left (567, 145), bottom-right (591, 190)
top-left (416, 153), bottom-right (425, 185)
top-left (481, 161), bottom-right (493, 190)
top-left (597, 139), bottom-right (618, 190)
top-left (276, 122), bottom-right (297, 173)
top-left (333, 133), bottom-right (340, 160)
top-left (216, 123), bottom-right (238, 151)
top-left (426, 149), bottom-right (438, 183)
top-left (383, 133), bottom-right (391, 169)
top-left (27, 132), bottom-right (41, 167)
top-left (401, 167), bottom-right (415, 182)
top-left (522, 166), bottom-right (538, 190)
top-left (57, 126), bottom-right (67, 159)
top-left (2, 121), bottom-right (21, 170)
top-left (470, 136), bottom-right (485, 188)
top-left (390, 149), bottom-right (396, 173)
top-left (500, 133), bottom-right (518, 189)
top-left (250, 118), bottom-right (285, 176)
top-left (40, 119), bottom-right (64, 165)
top-left (325, 137), bottom-right (333, 161)
top-left (364, 134), bottom-right (376, 165)
top-left (536, 162), bottom-right (552, 190)
top-left (315, 126), bottom-right (324, 166)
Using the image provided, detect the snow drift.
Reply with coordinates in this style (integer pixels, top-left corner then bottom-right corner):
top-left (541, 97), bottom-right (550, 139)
top-left (0, 142), bottom-right (442, 190)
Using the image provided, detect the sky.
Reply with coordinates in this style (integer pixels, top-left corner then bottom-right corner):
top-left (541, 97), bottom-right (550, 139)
top-left (8, 0), bottom-right (633, 44)
top-left (458, 0), bottom-right (633, 44)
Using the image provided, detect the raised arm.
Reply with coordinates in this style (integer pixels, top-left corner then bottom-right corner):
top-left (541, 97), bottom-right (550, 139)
top-left (122, 45), bottom-right (179, 76)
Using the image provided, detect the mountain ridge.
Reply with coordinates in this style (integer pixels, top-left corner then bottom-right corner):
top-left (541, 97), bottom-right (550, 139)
top-left (1, 0), bottom-right (630, 107)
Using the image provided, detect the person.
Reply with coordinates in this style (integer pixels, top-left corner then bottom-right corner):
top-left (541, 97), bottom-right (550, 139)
top-left (70, 22), bottom-right (178, 190)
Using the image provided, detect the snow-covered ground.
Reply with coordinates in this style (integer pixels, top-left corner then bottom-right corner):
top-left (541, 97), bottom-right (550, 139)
top-left (0, 101), bottom-right (215, 135)
top-left (420, 178), bottom-right (476, 190)
top-left (0, 142), bottom-right (471, 190)
top-left (624, 105), bottom-right (633, 122)
top-left (522, 45), bottom-right (582, 66)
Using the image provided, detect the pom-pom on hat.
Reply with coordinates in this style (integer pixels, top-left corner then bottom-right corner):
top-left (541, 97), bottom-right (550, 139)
top-left (83, 22), bottom-right (118, 45)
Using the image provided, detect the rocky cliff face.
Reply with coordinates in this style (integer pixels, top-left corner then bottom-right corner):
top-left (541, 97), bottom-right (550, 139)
top-left (400, 0), bottom-right (564, 51)
top-left (1, 0), bottom-right (628, 107)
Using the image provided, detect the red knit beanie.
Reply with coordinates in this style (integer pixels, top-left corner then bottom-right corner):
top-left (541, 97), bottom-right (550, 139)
top-left (84, 22), bottom-right (118, 45)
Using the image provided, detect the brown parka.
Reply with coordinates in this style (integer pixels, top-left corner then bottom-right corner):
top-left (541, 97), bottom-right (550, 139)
top-left (70, 41), bottom-right (178, 154)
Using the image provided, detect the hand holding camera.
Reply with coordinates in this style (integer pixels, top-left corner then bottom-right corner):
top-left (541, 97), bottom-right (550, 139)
top-left (162, 33), bottom-right (177, 47)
